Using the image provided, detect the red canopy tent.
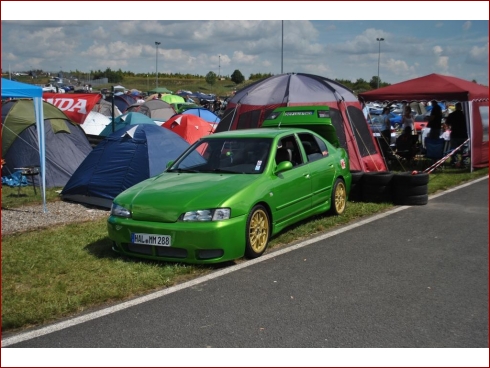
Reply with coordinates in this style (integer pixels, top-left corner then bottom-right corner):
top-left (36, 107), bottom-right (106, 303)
top-left (359, 74), bottom-right (489, 168)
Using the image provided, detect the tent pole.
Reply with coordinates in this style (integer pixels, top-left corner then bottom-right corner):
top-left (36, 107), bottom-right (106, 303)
top-left (111, 86), bottom-right (115, 133)
top-left (34, 97), bottom-right (47, 213)
top-left (466, 100), bottom-right (473, 173)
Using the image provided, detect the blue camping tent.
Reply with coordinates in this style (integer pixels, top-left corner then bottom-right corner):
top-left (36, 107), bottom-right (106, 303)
top-left (99, 112), bottom-right (157, 137)
top-left (1, 78), bottom-right (47, 212)
top-left (181, 107), bottom-right (220, 123)
top-left (60, 124), bottom-right (198, 208)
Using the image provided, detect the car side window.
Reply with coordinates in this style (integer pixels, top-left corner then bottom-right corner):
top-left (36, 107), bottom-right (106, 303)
top-left (298, 133), bottom-right (327, 162)
top-left (277, 135), bottom-right (303, 167)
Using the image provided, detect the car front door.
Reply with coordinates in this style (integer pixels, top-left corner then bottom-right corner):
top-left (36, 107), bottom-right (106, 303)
top-left (268, 135), bottom-right (312, 225)
top-left (298, 133), bottom-right (336, 209)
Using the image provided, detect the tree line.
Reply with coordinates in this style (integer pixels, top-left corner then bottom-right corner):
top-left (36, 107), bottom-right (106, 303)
top-left (55, 67), bottom-right (393, 91)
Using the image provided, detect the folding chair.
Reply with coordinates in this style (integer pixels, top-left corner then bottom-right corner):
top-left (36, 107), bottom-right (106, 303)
top-left (424, 137), bottom-right (446, 169)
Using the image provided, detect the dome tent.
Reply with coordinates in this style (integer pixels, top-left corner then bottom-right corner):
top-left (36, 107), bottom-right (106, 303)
top-left (162, 114), bottom-right (214, 144)
top-left (61, 124), bottom-right (195, 209)
top-left (2, 99), bottom-right (92, 188)
top-left (215, 73), bottom-right (386, 172)
top-left (126, 99), bottom-right (176, 123)
top-left (1, 78), bottom-right (47, 211)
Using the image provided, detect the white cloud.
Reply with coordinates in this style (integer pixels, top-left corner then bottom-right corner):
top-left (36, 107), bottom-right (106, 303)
top-left (436, 56), bottom-right (449, 72)
top-left (232, 51), bottom-right (258, 65)
top-left (462, 21), bottom-right (471, 31)
top-left (433, 45), bottom-right (443, 55)
top-left (467, 43), bottom-right (489, 64)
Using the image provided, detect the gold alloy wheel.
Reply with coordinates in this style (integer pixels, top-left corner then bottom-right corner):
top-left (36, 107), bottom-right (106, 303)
top-left (334, 181), bottom-right (346, 214)
top-left (248, 208), bottom-right (269, 253)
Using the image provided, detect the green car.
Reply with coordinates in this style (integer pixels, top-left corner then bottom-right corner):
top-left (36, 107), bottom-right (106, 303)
top-left (107, 127), bottom-right (351, 264)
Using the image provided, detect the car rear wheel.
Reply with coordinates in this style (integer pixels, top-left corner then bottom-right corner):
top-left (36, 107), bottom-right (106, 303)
top-left (245, 205), bottom-right (270, 259)
top-left (330, 178), bottom-right (347, 215)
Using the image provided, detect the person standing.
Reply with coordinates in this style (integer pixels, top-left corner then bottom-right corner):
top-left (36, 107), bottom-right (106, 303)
top-left (427, 100), bottom-right (442, 139)
top-left (380, 107), bottom-right (392, 154)
top-left (446, 102), bottom-right (468, 165)
top-left (401, 105), bottom-right (414, 134)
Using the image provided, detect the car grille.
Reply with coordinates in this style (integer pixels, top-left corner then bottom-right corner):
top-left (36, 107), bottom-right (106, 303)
top-left (123, 243), bottom-right (187, 258)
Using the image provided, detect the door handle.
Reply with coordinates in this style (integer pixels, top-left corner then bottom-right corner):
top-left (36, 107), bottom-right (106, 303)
top-left (304, 174), bottom-right (310, 179)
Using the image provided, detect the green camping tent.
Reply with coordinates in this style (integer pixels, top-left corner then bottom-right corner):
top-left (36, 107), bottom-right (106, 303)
top-left (2, 100), bottom-right (73, 157)
top-left (161, 94), bottom-right (185, 104)
top-left (148, 87), bottom-right (173, 94)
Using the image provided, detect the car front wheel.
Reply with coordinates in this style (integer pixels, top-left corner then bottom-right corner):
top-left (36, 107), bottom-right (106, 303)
top-left (330, 178), bottom-right (347, 215)
top-left (245, 205), bottom-right (270, 259)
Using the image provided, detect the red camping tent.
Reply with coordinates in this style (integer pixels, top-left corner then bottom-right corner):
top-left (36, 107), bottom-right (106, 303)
top-left (215, 73), bottom-right (387, 172)
top-left (359, 73), bottom-right (489, 168)
top-left (161, 114), bottom-right (214, 145)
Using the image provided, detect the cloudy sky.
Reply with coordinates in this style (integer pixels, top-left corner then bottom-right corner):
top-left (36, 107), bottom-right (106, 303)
top-left (2, 1), bottom-right (489, 86)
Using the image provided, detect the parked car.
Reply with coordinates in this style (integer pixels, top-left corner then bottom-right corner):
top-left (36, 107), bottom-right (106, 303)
top-left (42, 84), bottom-right (65, 93)
top-left (108, 127), bottom-right (351, 264)
top-left (388, 112), bottom-right (402, 128)
top-left (414, 114), bottom-right (430, 133)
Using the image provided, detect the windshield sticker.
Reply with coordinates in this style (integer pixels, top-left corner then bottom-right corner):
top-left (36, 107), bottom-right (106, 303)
top-left (255, 160), bottom-right (262, 171)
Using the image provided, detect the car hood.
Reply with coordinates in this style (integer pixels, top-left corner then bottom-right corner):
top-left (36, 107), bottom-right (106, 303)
top-left (122, 173), bottom-right (260, 222)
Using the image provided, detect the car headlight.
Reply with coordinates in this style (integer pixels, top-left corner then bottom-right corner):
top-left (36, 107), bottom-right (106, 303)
top-left (111, 203), bottom-right (131, 218)
top-left (181, 208), bottom-right (230, 222)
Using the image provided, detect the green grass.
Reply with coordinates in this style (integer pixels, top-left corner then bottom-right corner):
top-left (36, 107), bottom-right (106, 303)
top-left (1, 186), bottom-right (63, 209)
top-left (1, 167), bottom-right (488, 332)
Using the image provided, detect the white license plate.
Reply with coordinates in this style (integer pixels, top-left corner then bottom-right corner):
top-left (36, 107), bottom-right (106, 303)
top-left (131, 233), bottom-right (171, 247)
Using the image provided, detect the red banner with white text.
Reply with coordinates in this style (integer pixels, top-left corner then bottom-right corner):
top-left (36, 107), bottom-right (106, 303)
top-left (43, 93), bottom-right (102, 124)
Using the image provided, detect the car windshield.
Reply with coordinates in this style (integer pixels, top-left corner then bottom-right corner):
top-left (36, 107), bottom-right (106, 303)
top-left (168, 137), bottom-right (272, 174)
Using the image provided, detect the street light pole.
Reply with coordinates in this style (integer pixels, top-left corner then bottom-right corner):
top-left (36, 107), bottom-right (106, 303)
top-left (219, 54), bottom-right (221, 80)
top-left (155, 41), bottom-right (161, 88)
top-left (376, 37), bottom-right (384, 89)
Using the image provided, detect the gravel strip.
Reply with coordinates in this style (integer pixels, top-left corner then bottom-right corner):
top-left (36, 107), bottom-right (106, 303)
top-left (1, 201), bottom-right (109, 236)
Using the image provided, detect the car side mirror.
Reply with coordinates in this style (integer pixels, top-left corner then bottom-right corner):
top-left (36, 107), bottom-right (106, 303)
top-left (274, 161), bottom-right (293, 174)
top-left (166, 161), bottom-right (174, 169)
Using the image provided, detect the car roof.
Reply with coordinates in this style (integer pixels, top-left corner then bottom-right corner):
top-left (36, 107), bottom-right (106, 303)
top-left (205, 127), bottom-right (313, 139)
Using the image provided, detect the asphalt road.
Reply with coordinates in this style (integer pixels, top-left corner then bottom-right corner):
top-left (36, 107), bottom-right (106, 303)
top-left (2, 178), bottom-right (488, 358)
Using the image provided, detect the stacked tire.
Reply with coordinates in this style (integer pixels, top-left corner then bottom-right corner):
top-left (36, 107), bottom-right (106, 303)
top-left (392, 172), bottom-right (429, 205)
top-left (349, 170), bottom-right (364, 202)
top-left (361, 171), bottom-right (394, 203)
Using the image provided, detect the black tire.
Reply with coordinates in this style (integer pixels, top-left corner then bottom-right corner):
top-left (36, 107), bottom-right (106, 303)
top-left (393, 194), bottom-right (429, 206)
top-left (350, 170), bottom-right (364, 185)
top-left (349, 170), bottom-right (363, 202)
top-left (393, 184), bottom-right (428, 197)
top-left (330, 178), bottom-right (347, 215)
top-left (392, 171), bottom-right (429, 186)
top-left (244, 205), bottom-right (270, 259)
top-left (349, 184), bottom-right (362, 202)
top-left (362, 171), bottom-right (394, 186)
top-left (362, 183), bottom-right (393, 203)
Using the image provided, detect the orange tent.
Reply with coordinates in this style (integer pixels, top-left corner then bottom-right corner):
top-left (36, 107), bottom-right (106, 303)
top-left (161, 114), bottom-right (215, 145)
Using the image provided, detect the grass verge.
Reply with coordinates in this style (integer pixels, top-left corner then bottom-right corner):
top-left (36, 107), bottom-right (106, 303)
top-left (1, 167), bottom-right (488, 332)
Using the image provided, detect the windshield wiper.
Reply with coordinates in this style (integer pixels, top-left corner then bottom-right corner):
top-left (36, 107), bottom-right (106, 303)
top-left (213, 168), bottom-right (239, 174)
top-left (169, 168), bottom-right (200, 173)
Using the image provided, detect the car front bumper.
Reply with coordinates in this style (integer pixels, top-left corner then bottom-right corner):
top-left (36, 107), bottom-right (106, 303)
top-left (107, 214), bottom-right (247, 264)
